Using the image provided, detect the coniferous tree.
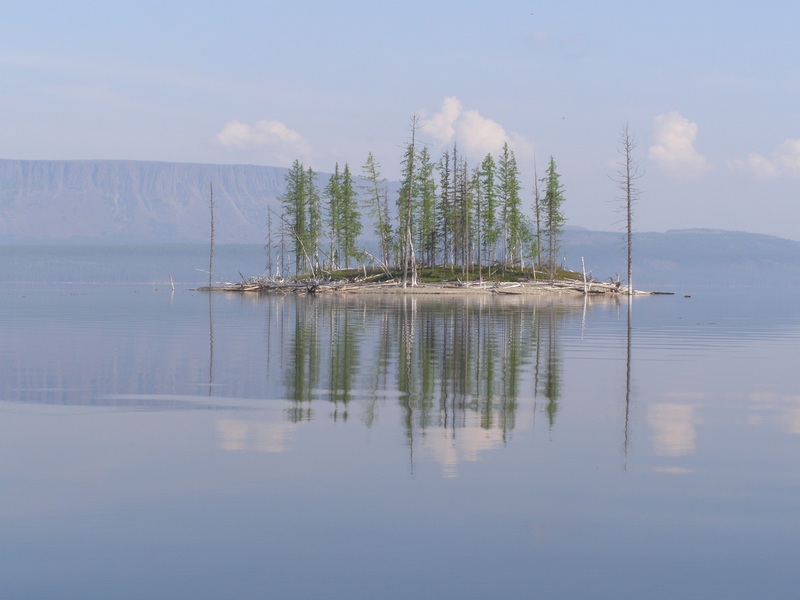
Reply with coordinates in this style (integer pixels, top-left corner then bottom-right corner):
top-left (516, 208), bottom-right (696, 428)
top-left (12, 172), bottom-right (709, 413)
top-left (324, 163), bottom-right (343, 270)
top-left (279, 160), bottom-right (308, 276)
top-left (452, 154), bottom-right (472, 273)
top-left (497, 143), bottom-right (526, 268)
top-left (543, 156), bottom-right (566, 280)
top-left (479, 153), bottom-right (499, 268)
top-left (415, 146), bottom-right (437, 268)
top-left (339, 163), bottom-right (361, 269)
top-left (360, 152), bottom-right (393, 269)
top-left (396, 132), bottom-right (418, 285)
top-left (471, 165), bottom-right (484, 281)
top-left (436, 148), bottom-right (453, 266)
top-left (306, 167), bottom-right (322, 273)
top-left (532, 157), bottom-right (543, 269)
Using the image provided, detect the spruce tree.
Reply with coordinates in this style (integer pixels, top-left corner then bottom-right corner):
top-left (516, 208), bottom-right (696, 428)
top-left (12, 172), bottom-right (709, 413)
top-left (360, 152), bottom-right (393, 269)
top-left (497, 143), bottom-right (526, 268)
top-left (339, 163), bottom-right (361, 268)
top-left (306, 167), bottom-right (321, 274)
top-left (279, 160), bottom-right (308, 276)
top-left (415, 147), bottom-right (437, 268)
top-left (479, 153), bottom-right (499, 268)
top-left (543, 156), bottom-right (566, 280)
top-left (324, 163), bottom-right (343, 269)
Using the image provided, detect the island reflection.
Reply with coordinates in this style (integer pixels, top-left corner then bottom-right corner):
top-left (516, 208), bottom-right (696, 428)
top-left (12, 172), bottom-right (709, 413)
top-left (209, 293), bottom-right (598, 475)
top-left (249, 294), bottom-right (591, 435)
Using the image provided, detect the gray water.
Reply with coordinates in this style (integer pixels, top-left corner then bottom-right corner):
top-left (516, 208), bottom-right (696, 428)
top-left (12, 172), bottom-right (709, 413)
top-left (2, 247), bottom-right (800, 599)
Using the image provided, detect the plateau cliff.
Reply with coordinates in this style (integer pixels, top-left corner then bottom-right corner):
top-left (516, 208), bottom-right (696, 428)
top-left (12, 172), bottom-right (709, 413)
top-left (0, 159), bottom-right (288, 243)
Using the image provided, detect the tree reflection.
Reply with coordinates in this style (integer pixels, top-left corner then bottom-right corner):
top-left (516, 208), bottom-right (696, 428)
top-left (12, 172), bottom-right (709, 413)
top-left (541, 309), bottom-right (562, 428)
top-left (271, 294), bottom-right (582, 441)
top-left (283, 298), bottom-right (321, 422)
top-left (393, 297), bottom-right (538, 442)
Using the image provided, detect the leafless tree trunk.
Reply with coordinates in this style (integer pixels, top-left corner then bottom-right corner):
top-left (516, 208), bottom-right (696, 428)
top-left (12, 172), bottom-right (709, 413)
top-left (617, 124), bottom-right (641, 295)
top-left (208, 182), bottom-right (215, 289)
top-left (402, 115), bottom-right (419, 288)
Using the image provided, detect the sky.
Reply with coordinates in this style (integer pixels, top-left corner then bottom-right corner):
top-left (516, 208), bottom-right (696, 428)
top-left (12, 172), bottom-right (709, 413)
top-left (3, 0), bottom-right (800, 240)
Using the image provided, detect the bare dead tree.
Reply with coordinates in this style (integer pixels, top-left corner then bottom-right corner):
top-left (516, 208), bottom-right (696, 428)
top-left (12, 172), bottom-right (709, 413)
top-left (402, 115), bottom-right (419, 288)
top-left (208, 181), bottom-right (215, 289)
top-left (617, 124), bottom-right (642, 295)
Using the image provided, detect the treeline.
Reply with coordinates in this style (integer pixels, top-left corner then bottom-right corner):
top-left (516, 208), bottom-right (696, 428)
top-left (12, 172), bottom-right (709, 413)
top-left (272, 131), bottom-right (567, 284)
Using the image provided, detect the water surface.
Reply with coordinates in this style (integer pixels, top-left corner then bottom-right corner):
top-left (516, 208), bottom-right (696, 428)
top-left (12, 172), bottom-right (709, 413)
top-left (2, 254), bottom-right (800, 599)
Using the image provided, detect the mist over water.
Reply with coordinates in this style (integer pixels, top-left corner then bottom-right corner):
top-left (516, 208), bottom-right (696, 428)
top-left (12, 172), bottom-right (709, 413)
top-left (2, 247), bottom-right (800, 599)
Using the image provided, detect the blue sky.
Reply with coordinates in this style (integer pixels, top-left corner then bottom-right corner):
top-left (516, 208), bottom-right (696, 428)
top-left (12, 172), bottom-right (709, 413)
top-left (3, 1), bottom-right (800, 239)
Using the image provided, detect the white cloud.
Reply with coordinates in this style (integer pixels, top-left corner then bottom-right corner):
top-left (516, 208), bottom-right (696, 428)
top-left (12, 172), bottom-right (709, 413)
top-left (648, 111), bottom-right (710, 180)
top-left (420, 96), bottom-right (462, 145)
top-left (420, 97), bottom-right (532, 163)
top-left (459, 108), bottom-right (508, 156)
top-left (216, 119), bottom-right (311, 162)
top-left (736, 138), bottom-right (800, 179)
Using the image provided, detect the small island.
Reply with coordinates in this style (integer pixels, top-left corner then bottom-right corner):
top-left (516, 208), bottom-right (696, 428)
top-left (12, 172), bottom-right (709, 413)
top-left (201, 129), bottom-right (659, 296)
top-left (199, 265), bottom-right (658, 296)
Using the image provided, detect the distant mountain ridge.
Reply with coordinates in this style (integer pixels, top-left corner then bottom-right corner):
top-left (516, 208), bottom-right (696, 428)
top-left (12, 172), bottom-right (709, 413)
top-left (562, 227), bottom-right (800, 289)
top-left (0, 159), bottom-right (289, 243)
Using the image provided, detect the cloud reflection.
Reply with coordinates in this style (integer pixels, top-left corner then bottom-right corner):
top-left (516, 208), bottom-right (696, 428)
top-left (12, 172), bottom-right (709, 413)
top-left (747, 391), bottom-right (800, 434)
top-left (217, 419), bottom-right (297, 453)
top-left (648, 403), bottom-right (699, 457)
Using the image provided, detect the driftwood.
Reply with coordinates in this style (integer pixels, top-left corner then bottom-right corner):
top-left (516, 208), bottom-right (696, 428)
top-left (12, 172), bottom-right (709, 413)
top-left (196, 274), bottom-right (673, 296)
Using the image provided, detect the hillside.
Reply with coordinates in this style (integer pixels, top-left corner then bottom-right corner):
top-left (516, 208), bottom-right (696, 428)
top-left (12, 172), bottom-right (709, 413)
top-left (563, 227), bottom-right (800, 289)
top-left (0, 159), bottom-right (288, 243)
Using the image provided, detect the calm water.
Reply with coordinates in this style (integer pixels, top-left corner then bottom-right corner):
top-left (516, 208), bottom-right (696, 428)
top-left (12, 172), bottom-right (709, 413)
top-left (2, 248), bottom-right (800, 599)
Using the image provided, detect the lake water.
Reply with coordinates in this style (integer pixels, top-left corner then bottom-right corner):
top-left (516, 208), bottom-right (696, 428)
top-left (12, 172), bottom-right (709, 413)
top-left (2, 246), bottom-right (800, 599)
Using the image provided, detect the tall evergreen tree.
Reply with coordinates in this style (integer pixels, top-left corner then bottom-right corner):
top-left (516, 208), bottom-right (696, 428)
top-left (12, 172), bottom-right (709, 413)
top-left (497, 143), bottom-right (526, 267)
top-left (396, 131), bottom-right (420, 286)
top-left (306, 167), bottom-right (322, 273)
top-left (543, 156), bottom-right (566, 280)
top-left (339, 163), bottom-right (361, 268)
top-left (452, 154), bottom-right (471, 272)
top-left (532, 157), bottom-right (543, 268)
top-left (324, 163), bottom-right (343, 269)
top-left (479, 153), bottom-right (499, 267)
top-left (360, 152), bottom-right (392, 269)
top-left (279, 160), bottom-right (309, 276)
top-left (415, 147), bottom-right (437, 268)
top-left (436, 148), bottom-right (453, 266)
top-left (471, 165), bottom-right (485, 281)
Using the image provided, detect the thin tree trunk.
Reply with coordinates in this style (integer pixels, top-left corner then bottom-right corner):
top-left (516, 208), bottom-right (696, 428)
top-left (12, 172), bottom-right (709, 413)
top-left (208, 182), bottom-right (214, 289)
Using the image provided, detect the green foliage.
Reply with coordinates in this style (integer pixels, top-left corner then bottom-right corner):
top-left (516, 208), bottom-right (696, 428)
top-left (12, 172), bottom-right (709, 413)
top-left (306, 166), bottom-right (322, 269)
top-left (360, 152), bottom-right (393, 267)
top-left (416, 146), bottom-right (437, 267)
top-left (325, 163), bottom-right (361, 269)
top-left (436, 148), bottom-right (453, 265)
top-left (277, 135), bottom-right (563, 282)
top-left (543, 156), bottom-right (567, 279)
top-left (339, 163), bottom-right (361, 268)
top-left (324, 163), bottom-right (343, 268)
top-left (497, 143), bottom-right (530, 269)
top-left (479, 153), bottom-right (499, 263)
top-left (279, 160), bottom-right (311, 275)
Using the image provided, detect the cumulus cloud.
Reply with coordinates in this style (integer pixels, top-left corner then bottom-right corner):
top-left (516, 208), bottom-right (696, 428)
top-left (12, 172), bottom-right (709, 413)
top-left (420, 97), bottom-right (531, 162)
top-left (736, 138), bottom-right (800, 179)
top-left (648, 112), bottom-right (710, 180)
top-left (216, 119), bottom-right (311, 162)
top-left (420, 96), bottom-right (462, 145)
